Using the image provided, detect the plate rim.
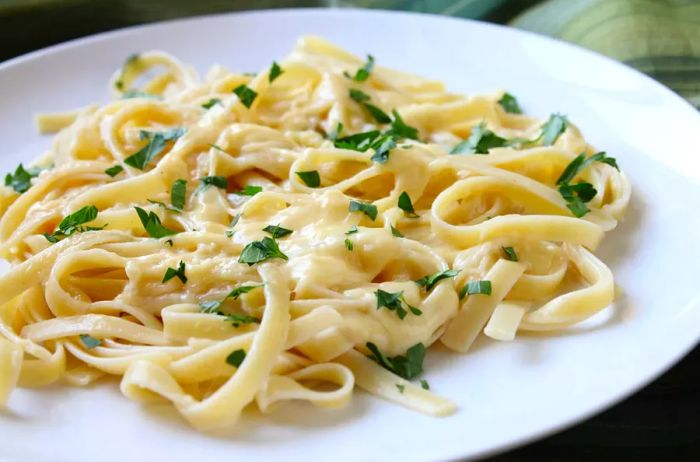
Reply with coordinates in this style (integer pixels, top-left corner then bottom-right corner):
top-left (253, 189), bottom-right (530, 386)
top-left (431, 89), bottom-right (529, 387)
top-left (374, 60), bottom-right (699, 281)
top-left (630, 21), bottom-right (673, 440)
top-left (1, 8), bottom-right (699, 462)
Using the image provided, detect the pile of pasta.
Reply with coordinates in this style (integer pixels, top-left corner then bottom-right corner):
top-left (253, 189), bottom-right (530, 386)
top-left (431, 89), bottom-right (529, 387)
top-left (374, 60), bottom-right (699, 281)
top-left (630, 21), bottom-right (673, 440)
top-left (0, 36), bottom-right (630, 430)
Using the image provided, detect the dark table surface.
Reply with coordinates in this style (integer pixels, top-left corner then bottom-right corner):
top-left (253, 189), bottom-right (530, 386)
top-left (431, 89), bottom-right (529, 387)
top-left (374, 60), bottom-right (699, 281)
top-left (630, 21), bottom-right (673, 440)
top-left (1, 3), bottom-right (698, 461)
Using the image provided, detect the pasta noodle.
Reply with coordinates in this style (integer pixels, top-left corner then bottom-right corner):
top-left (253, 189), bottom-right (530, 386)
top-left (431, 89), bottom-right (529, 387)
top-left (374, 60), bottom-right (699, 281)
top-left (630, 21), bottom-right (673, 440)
top-left (0, 36), bottom-right (630, 430)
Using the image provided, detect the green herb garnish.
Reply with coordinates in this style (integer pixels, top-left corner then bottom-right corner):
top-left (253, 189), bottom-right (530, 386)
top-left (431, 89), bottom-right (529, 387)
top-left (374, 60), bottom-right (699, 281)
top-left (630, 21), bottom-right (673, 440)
top-left (104, 165), bottom-right (124, 177)
top-left (387, 110), bottom-right (419, 140)
top-left (79, 334), bottom-right (101, 349)
top-left (420, 379), bottom-right (430, 390)
top-left (541, 113), bottom-right (568, 146)
top-left (459, 280), bottom-right (492, 299)
top-left (170, 179), bottom-right (186, 210)
top-left (5, 164), bottom-right (44, 193)
top-left (263, 224), bottom-right (292, 239)
top-left (124, 128), bottom-right (185, 170)
top-left (227, 284), bottom-right (263, 300)
top-left (397, 191), bottom-right (419, 218)
top-left (296, 170), bottom-right (321, 188)
top-left (43, 205), bottom-right (101, 243)
top-left (134, 206), bottom-right (178, 238)
top-left (233, 84), bottom-right (257, 108)
top-left (201, 98), bottom-right (222, 109)
top-left (390, 225), bottom-right (404, 238)
top-left (366, 342), bottom-right (426, 380)
top-left (347, 55), bottom-right (374, 82)
top-left (415, 269), bottom-right (460, 292)
top-left (344, 238), bottom-right (354, 251)
top-left (375, 289), bottom-right (422, 319)
top-left (197, 176), bottom-right (227, 193)
top-left (269, 61), bottom-right (284, 83)
top-left (348, 200), bottom-right (378, 221)
top-left (162, 260), bottom-right (187, 284)
top-left (226, 349), bottom-right (246, 368)
top-left (238, 237), bottom-right (288, 265)
top-left (450, 121), bottom-right (506, 154)
top-left (502, 246), bottom-right (518, 261)
top-left (498, 92), bottom-right (522, 114)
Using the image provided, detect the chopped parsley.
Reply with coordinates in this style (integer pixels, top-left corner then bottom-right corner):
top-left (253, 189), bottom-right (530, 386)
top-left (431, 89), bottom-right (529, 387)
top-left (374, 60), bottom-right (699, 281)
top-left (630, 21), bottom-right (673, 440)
top-left (43, 205), bottom-right (101, 243)
top-left (226, 349), bottom-right (246, 368)
top-left (556, 151), bottom-right (619, 186)
top-left (134, 206), bottom-right (178, 238)
top-left (345, 225), bottom-right (359, 235)
top-left (450, 121), bottom-right (506, 154)
top-left (170, 179), bottom-right (186, 210)
top-left (5, 164), bottom-right (45, 193)
top-left (201, 98), bottom-right (222, 109)
top-left (366, 342), bottom-right (426, 380)
top-left (79, 334), bottom-right (101, 349)
top-left (390, 225), bottom-right (404, 238)
top-left (348, 200), bottom-right (378, 221)
top-left (387, 110), bottom-right (419, 140)
top-left (197, 176), bottom-right (227, 193)
top-left (233, 84), bottom-right (257, 108)
top-left (415, 269), bottom-right (460, 292)
top-left (369, 135), bottom-right (396, 163)
top-left (238, 237), bottom-right (288, 265)
top-left (344, 238), bottom-right (354, 251)
top-left (162, 260), bottom-right (187, 284)
top-left (124, 128), bottom-right (185, 170)
top-left (396, 384), bottom-right (405, 393)
top-left (228, 284), bottom-right (264, 300)
top-left (146, 199), bottom-right (181, 214)
top-left (420, 379), bottom-right (430, 390)
top-left (296, 170), bottom-right (321, 188)
top-left (558, 182), bottom-right (597, 217)
top-left (349, 88), bottom-right (391, 124)
top-left (498, 92), bottom-right (522, 114)
top-left (375, 289), bottom-right (422, 319)
top-left (327, 122), bottom-right (344, 141)
top-left (269, 61), bottom-right (284, 83)
top-left (459, 280), bottom-right (492, 299)
top-left (397, 191), bottom-right (419, 218)
top-left (104, 165), bottom-right (124, 177)
top-left (121, 90), bottom-right (159, 100)
top-left (349, 88), bottom-right (371, 103)
top-left (236, 185), bottom-right (262, 196)
top-left (347, 55), bottom-right (374, 82)
top-left (541, 113), bottom-right (568, 146)
top-left (114, 53), bottom-right (140, 90)
top-left (263, 224), bottom-right (292, 239)
top-left (334, 130), bottom-right (381, 151)
top-left (502, 246), bottom-right (518, 261)
top-left (224, 313), bottom-right (260, 328)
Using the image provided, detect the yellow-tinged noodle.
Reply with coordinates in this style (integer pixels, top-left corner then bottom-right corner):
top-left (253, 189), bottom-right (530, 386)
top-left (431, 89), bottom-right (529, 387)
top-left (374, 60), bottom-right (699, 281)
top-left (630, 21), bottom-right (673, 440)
top-left (0, 36), bottom-right (630, 429)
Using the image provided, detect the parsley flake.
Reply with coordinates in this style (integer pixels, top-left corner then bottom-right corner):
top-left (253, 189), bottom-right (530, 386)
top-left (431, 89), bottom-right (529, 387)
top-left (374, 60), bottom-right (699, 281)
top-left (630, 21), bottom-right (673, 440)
top-left (348, 200), bottom-right (378, 221)
top-left (5, 164), bottom-right (44, 193)
top-left (43, 205), bottom-right (101, 243)
top-left (347, 55), bottom-right (374, 82)
top-left (233, 84), bottom-right (257, 108)
top-left (398, 191), bottom-right (419, 218)
top-left (171, 179), bottom-right (186, 210)
top-left (375, 289), bottom-right (422, 319)
top-left (415, 269), bottom-right (460, 292)
top-left (263, 224), bottom-right (292, 239)
top-left (366, 342), bottom-right (426, 380)
top-left (134, 206), bottom-right (178, 238)
top-left (541, 113), bottom-right (568, 146)
top-left (124, 128), bottom-right (185, 170)
top-left (296, 170), bottom-right (321, 188)
top-left (197, 176), bottom-right (227, 193)
top-left (201, 98), bottom-right (222, 109)
top-left (269, 61), bottom-right (284, 83)
top-left (79, 334), bottom-right (102, 349)
top-left (498, 92), bottom-right (522, 114)
top-left (104, 165), bottom-right (124, 177)
top-left (162, 260), bottom-right (187, 284)
top-left (420, 379), bottom-right (430, 390)
top-left (502, 246), bottom-right (518, 261)
top-left (238, 237), bottom-right (288, 265)
top-left (396, 384), bottom-right (405, 393)
top-left (388, 110), bottom-right (419, 140)
top-left (459, 280), bottom-right (492, 299)
top-left (369, 135), bottom-right (396, 163)
top-left (390, 225), bottom-right (404, 238)
top-left (344, 238), bottom-right (354, 251)
top-left (226, 349), bottom-right (246, 368)
top-left (450, 122), bottom-right (506, 155)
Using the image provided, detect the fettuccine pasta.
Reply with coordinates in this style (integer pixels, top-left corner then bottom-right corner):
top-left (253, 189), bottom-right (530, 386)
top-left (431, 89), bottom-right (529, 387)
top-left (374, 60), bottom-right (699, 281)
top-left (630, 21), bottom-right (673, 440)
top-left (0, 36), bottom-right (630, 430)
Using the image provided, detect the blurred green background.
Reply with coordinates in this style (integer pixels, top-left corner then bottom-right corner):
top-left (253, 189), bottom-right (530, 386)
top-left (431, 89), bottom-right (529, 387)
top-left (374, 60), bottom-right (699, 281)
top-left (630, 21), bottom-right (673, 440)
top-left (1, 0), bottom-right (698, 108)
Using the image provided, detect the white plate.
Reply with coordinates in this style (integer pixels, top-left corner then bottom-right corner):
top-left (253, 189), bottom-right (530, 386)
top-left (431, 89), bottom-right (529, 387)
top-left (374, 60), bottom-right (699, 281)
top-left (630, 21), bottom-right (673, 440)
top-left (1, 8), bottom-right (700, 462)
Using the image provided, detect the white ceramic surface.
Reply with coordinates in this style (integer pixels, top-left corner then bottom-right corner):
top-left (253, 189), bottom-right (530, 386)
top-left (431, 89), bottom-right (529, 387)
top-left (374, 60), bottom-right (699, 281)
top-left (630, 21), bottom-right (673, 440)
top-left (1, 9), bottom-right (699, 462)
